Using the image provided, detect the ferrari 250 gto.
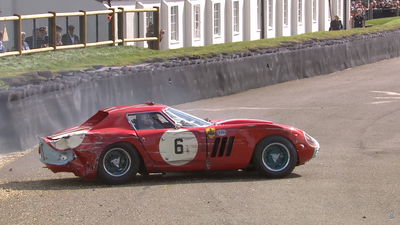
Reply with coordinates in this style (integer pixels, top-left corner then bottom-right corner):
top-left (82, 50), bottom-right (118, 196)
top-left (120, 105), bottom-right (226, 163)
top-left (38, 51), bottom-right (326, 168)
top-left (39, 102), bottom-right (320, 184)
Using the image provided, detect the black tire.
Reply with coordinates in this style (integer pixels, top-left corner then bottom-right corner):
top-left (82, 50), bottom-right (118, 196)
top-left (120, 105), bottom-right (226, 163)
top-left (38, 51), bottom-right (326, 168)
top-left (98, 143), bottom-right (140, 184)
top-left (253, 136), bottom-right (298, 178)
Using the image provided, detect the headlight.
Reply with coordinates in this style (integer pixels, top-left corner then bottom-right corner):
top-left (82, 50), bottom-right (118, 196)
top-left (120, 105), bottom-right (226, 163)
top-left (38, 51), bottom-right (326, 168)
top-left (304, 132), bottom-right (319, 148)
top-left (304, 132), bottom-right (320, 158)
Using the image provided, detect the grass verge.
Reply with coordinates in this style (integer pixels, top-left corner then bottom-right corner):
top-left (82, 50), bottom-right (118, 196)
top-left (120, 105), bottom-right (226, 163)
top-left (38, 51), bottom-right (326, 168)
top-left (0, 16), bottom-right (400, 79)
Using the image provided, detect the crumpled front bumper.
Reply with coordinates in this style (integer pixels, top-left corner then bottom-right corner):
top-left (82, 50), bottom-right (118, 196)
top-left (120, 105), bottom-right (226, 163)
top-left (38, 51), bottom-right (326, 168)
top-left (38, 138), bottom-right (97, 178)
top-left (39, 139), bottom-right (76, 165)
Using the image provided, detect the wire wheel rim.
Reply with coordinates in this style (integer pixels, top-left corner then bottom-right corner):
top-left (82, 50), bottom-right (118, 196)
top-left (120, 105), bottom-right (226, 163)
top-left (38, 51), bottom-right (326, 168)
top-left (261, 143), bottom-right (290, 172)
top-left (103, 148), bottom-right (132, 177)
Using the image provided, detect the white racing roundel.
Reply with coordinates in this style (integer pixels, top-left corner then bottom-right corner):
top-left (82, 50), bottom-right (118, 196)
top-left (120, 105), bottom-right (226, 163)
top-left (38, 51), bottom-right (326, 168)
top-left (159, 129), bottom-right (198, 166)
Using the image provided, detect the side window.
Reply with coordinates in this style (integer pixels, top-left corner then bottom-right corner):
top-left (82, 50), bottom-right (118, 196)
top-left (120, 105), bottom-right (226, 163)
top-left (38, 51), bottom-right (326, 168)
top-left (127, 113), bottom-right (174, 130)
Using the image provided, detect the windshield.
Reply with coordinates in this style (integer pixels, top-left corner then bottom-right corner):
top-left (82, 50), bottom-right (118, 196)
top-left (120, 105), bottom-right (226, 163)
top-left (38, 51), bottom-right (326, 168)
top-left (164, 108), bottom-right (212, 127)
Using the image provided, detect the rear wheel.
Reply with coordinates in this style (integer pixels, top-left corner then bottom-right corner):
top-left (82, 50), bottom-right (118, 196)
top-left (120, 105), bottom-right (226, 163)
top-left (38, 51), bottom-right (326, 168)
top-left (254, 136), bottom-right (297, 178)
top-left (98, 143), bottom-right (140, 184)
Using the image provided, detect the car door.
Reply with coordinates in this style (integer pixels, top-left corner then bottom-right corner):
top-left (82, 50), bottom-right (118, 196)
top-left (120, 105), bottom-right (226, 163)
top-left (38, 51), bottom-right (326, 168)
top-left (129, 112), bottom-right (207, 171)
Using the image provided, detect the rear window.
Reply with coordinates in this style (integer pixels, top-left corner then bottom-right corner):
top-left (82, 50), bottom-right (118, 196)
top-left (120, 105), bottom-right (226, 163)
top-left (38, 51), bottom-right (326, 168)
top-left (82, 111), bottom-right (108, 126)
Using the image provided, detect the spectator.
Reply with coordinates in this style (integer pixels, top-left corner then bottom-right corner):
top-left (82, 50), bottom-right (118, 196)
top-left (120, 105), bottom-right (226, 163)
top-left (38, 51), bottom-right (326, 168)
top-left (329, 15), bottom-right (344, 31)
top-left (0, 32), bottom-right (5, 53)
top-left (26, 27), bottom-right (49, 49)
top-left (55, 26), bottom-right (63, 46)
top-left (61, 25), bottom-right (80, 45)
top-left (37, 27), bottom-right (49, 48)
top-left (25, 28), bottom-right (39, 49)
top-left (146, 22), bottom-right (165, 50)
top-left (354, 9), bottom-right (365, 28)
top-left (21, 32), bottom-right (30, 50)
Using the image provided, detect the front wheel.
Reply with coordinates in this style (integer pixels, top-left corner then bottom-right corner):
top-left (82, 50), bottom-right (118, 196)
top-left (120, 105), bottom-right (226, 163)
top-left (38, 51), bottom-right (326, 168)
top-left (98, 143), bottom-right (140, 184)
top-left (253, 136), bottom-right (298, 178)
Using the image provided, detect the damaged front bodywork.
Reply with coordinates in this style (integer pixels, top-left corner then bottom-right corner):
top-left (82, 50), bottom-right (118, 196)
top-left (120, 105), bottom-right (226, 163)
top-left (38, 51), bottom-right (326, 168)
top-left (38, 129), bottom-right (106, 179)
top-left (39, 139), bottom-right (76, 165)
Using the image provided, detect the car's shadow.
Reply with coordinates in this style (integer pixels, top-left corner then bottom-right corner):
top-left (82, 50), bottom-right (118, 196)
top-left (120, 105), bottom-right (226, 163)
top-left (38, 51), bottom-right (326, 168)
top-left (0, 171), bottom-right (301, 191)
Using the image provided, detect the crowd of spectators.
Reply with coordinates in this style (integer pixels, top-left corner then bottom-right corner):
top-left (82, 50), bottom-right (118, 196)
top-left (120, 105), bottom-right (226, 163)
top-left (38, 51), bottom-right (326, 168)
top-left (0, 24), bottom-right (80, 53)
top-left (370, 0), bottom-right (400, 8)
top-left (350, 0), bottom-right (400, 27)
top-left (352, 0), bottom-right (400, 12)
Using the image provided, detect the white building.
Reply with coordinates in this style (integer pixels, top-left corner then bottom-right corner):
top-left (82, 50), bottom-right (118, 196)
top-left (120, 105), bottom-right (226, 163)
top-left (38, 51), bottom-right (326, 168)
top-left (184, 0), bottom-right (206, 47)
top-left (135, 0), bottom-right (160, 48)
top-left (225, 0), bottom-right (244, 42)
top-left (0, 0), bottom-right (350, 51)
top-left (243, 0), bottom-right (261, 41)
top-left (161, 0), bottom-right (185, 49)
top-left (276, 0), bottom-right (292, 37)
top-left (305, 0), bottom-right (319, 33)
top-left (319, 0), bottom-right (331, 31)
top-left (205, 0), bottom-right (226, 45)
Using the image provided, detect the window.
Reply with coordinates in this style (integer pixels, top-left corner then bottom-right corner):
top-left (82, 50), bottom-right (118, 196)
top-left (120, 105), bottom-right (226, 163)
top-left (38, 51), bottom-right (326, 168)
top-left (164, 108), bottom-right (211, 128)
top-left (171, 6), bottom-right (179, 41)
top-left (146, 12), bottom-right (155, 37)
top-left (193, 4), bottom-right (201, 39)
top-left (312, 0), bottom-right (317, 21)
top-left (257, 0), bottom-right (261, 30)
top-left (128, 113), bottom-right (174, 130)
top-left (233, 1), bottom-right (239, 32)
top-left (146, 12), bottom-right (154, 28)
top-left (298, 0), bottom-right (303, 23)
top-left (268, 0), bottom-right (273, 27)
top-left (214, 3), bottom-right (221, 35)
top-left (284, 0), bottom-right (288, 26)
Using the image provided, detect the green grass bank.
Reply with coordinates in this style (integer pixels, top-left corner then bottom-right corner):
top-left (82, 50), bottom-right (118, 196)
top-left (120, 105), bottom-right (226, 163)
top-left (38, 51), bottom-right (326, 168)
top-left (0, 16), bottom-right (399, 82)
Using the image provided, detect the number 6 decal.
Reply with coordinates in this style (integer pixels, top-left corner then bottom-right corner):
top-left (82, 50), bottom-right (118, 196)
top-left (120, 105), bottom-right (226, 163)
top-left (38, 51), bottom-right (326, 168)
top-left (159, 129), bottom-right (198, 166)
top-left (174, 138), bottom-right (184, 154)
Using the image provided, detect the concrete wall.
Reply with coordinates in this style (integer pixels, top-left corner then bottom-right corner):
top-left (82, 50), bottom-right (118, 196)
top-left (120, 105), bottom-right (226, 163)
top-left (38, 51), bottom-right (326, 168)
top-left (2, 30), bottom-right (400, 154)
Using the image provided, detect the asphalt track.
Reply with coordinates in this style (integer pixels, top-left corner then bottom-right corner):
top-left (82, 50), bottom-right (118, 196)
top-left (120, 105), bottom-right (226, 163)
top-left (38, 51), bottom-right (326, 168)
top-left (1, 57), bottom-right (400, 225)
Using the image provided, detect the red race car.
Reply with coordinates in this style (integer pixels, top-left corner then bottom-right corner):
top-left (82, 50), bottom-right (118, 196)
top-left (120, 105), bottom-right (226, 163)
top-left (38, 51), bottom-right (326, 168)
top-left (39, 102), bottom-right (320, 184)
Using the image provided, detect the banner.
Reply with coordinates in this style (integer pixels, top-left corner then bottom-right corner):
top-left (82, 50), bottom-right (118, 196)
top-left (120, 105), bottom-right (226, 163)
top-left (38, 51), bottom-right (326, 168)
top-left (2, 26), bottom-right (9, 41)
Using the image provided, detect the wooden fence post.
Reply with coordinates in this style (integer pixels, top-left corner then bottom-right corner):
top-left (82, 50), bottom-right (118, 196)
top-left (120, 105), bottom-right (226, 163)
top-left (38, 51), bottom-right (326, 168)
top-left (153, 7), bottom-right (160, 50)
top-left (112, 8), bottom-right (116, 46)
top-left (49, 12), bottom-right (57, 50)
top-left (79, 10), bottom-right (87, 47)
top-left (13, 14), bottom-right (22, 54)
top-left (118, 7), bottom-right (125, 46)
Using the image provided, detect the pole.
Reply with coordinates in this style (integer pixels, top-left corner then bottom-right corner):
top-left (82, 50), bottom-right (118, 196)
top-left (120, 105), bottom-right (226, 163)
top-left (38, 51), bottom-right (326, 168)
top-left (260, 0), bottom-right (265, 39)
